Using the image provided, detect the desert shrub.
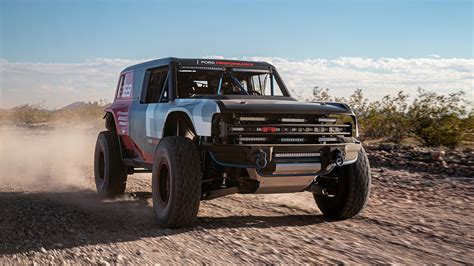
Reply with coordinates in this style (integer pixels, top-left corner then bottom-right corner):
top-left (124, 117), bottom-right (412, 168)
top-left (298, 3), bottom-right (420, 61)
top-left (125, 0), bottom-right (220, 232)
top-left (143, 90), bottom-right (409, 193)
top-left (53, 100), bottom-right (108, 126)
top-left (4, 100), bottom-right (109, 129)
top-left (359, 91), bottom-right (410, 141)
top-left (310, 87), bottom-right (333, 102)
top-left (0, 109), bottom-right (7, 123)
top-left (309, 87), bottom-right (410, 142)
top-left (461, 112), bottom-right (474, 144)
top-left (9, 103), bottom-right (52, 126)
top-left (409, 89), bottom-right (469, 148)
top-left (345, 89), bottom-right (369, 117)
top-left (307, 87), bottom-right (471, 147)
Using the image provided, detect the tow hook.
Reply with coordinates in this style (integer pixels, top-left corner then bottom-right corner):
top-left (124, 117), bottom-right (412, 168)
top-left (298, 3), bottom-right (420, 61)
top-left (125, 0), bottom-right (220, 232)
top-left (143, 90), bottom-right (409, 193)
top-left (255, 149), bottom-right (268, 169)
top-left (334, 149), bottom-right (344, 166)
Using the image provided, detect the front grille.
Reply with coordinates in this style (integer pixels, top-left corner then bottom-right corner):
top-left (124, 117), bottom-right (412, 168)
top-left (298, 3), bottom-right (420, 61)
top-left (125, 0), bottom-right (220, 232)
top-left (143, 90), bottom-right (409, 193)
top-left (219, 114), bottom-right (353, 145)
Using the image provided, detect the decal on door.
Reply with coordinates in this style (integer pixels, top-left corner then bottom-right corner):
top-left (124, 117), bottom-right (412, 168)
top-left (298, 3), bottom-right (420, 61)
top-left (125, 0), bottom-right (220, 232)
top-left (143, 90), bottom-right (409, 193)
top-left (117, 111), bottom-right (129, 135)
top-left (121, 84), bottom-right (132, 98)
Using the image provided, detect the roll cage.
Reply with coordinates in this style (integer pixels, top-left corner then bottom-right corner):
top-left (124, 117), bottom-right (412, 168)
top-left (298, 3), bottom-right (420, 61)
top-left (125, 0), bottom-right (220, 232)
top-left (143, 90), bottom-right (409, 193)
top-left (176, 66), bottom-right (289, 97)
top-left (133, 58), bottom-right (291, 104)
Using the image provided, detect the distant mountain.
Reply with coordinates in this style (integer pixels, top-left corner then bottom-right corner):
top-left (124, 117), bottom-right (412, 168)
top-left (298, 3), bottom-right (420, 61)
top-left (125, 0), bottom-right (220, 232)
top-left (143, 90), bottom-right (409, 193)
top-left (59, 101), bottom-right (88, 110)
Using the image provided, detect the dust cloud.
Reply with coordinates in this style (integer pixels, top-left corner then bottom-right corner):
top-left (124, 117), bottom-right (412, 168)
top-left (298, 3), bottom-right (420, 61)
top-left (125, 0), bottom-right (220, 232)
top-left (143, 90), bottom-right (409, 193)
top-left (0, 126), bottom-right (100, 190)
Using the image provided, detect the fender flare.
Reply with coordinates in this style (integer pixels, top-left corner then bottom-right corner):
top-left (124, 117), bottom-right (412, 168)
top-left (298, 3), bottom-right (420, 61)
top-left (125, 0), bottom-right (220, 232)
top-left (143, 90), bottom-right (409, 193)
top-left (162, 110), bottom-right (197, 138)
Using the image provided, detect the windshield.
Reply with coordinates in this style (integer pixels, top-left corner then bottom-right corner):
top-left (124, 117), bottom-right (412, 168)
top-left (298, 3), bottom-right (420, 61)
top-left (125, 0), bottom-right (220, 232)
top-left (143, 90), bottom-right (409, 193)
top-left (177, 67), bottom-right (288, 98)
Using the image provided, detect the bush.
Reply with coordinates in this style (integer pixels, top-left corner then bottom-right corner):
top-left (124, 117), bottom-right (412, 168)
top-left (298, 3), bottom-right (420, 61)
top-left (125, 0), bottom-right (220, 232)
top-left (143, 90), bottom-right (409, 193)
top-left (3, 100), bottom-right (109, 129)
top-left (307, 87), bottom-right (472, 147)
top-left (409, 89), bottom-right (469, 148)
top-left (9, 103), bottom-right (52, 126)
top-left (362, 91), bottom-right (410, 141)
top-left (462, 112), bottom-right (474, 144)
top-left (53, 100), bottom-right (108, 127)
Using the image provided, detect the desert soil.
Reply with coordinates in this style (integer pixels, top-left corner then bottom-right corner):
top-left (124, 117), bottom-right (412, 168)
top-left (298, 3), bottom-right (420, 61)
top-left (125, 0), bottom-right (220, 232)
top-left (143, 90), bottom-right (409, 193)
top-left (0, 130), bottom-right (473, 264)
top-left (1, 168), bottom-right (473, 264)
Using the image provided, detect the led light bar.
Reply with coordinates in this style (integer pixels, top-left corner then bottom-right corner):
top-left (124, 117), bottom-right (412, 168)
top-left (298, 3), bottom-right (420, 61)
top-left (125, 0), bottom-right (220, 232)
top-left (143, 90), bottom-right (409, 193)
top-left (237, 137), bottom-right (267, 142)
top-left (280, 137), bottom-right (305, 142)
top-left (229, 127), bottom-right (245, 132)
top-left (179, 66), bottom-right (225, 71)
top-left (318, 118), bottom-right (337, 123)
top-left (239, 116), bottom-right (267, 122)
top-left (329, 127), bottom-right (344, 133)
top-left (281, 118), bottom-right (306, 123)
top-left (318, 137), bottom-right (338, 142)
top-left (232, 68), bottom-right (271, 73)
top-left (274, 152), bottom-right (320, 158)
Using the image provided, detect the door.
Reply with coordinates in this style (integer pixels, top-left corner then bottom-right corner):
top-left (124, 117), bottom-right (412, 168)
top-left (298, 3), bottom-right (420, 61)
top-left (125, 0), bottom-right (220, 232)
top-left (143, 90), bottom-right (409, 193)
top-left (129, 66), bottom-right (169, 163)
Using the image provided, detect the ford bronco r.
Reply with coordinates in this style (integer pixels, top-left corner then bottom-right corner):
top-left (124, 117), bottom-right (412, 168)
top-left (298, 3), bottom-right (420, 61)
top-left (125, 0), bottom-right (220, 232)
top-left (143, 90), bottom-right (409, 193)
top-left (94, 58), bottom-right (371, 228)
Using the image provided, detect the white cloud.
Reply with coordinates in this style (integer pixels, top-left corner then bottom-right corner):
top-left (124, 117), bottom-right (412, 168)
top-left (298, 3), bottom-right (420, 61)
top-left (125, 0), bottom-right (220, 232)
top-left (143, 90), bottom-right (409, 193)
top-left (1, 56), bottom-right (473, 109)
top-left (0, 58), bottom-right (142, 108)
top-left (241, 56), bottom-right (473, 102)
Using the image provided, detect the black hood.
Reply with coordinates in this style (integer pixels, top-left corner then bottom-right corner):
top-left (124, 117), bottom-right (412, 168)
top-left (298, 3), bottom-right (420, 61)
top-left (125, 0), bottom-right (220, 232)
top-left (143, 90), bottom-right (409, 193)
top-left (216, 98), bottom-right (353, 115)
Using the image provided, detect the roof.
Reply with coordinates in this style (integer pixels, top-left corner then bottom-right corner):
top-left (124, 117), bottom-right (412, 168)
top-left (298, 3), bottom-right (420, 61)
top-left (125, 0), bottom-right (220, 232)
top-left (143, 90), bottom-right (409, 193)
top-left (122, 57), bottom-right (274, 72)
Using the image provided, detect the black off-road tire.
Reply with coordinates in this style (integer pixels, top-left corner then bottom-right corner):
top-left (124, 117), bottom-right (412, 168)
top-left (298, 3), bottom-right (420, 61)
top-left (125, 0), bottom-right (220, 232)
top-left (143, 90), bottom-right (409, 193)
top-left (94, 131), bottom-right (128, 197)
top-left (152, 137), bottom-right (202, 228)
top-left (314, 147), bottom-right (371, 219)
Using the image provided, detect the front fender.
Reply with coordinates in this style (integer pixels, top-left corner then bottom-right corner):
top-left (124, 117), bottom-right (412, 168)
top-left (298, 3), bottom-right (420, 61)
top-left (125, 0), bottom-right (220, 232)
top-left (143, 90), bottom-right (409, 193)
top-left (171, 99), bottom-right (221, 137)
top-left (146, 99), bottom-right (221, 139)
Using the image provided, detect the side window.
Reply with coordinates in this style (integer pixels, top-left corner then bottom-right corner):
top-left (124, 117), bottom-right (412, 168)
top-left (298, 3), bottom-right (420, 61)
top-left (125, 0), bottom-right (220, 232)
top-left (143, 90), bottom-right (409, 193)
top-left (143, 67), bottom-right (169, 103)
top-left (251, 74), bottom-right (283, 96)
top-left (116, 72), bottom-right (133, 99)
top-left (251, 74), bottom-right (270, 95)
top-left (116, 75), bottom-right (125, 99)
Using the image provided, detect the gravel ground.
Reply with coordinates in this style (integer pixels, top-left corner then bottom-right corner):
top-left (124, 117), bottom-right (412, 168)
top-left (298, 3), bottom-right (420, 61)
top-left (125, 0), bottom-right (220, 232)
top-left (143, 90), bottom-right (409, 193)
top-left (1, 163), bottom-right (473, 264)
top-left (1, 128), bottom-right (473, 264)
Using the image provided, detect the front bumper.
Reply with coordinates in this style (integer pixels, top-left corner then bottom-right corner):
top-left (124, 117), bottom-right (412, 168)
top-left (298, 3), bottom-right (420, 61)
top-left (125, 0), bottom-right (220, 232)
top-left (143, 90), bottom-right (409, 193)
top-left (203, 142), bottom-right (362, 193)
top-left (204, 142), bottom-right (361, 172)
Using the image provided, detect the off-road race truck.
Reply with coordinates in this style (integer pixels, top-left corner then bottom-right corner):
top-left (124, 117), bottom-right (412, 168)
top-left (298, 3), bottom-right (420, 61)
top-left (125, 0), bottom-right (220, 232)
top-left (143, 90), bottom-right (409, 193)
top-left (94, 57), bottom-right (371, 228)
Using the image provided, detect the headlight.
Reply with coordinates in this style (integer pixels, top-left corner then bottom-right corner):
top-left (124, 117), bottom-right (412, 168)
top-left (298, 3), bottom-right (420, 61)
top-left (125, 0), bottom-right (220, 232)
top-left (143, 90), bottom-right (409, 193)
top-left (280, 118), bottom-right (306, 123)
top-left (238, 116), bottom-right (267, 122)
top-left (280, 137), bottom-right (305, 142)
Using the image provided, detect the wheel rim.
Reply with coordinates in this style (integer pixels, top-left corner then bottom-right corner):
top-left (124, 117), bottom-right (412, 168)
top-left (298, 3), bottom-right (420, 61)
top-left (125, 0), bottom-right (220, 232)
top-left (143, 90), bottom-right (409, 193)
top-left (158, 162), bottom-right (170, 206)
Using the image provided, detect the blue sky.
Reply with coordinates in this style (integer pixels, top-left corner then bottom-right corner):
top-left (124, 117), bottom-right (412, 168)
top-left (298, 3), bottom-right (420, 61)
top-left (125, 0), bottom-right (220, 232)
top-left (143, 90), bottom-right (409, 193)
top-left (1, 0), bottom-right (472, 108)
top-left (1, 0), bottom-right (473, 62)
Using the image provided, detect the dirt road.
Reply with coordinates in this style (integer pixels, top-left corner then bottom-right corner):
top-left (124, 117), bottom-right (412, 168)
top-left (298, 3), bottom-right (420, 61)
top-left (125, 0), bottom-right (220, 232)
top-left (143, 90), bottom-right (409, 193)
top-left (1, 163), bottom-right (473, 264)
